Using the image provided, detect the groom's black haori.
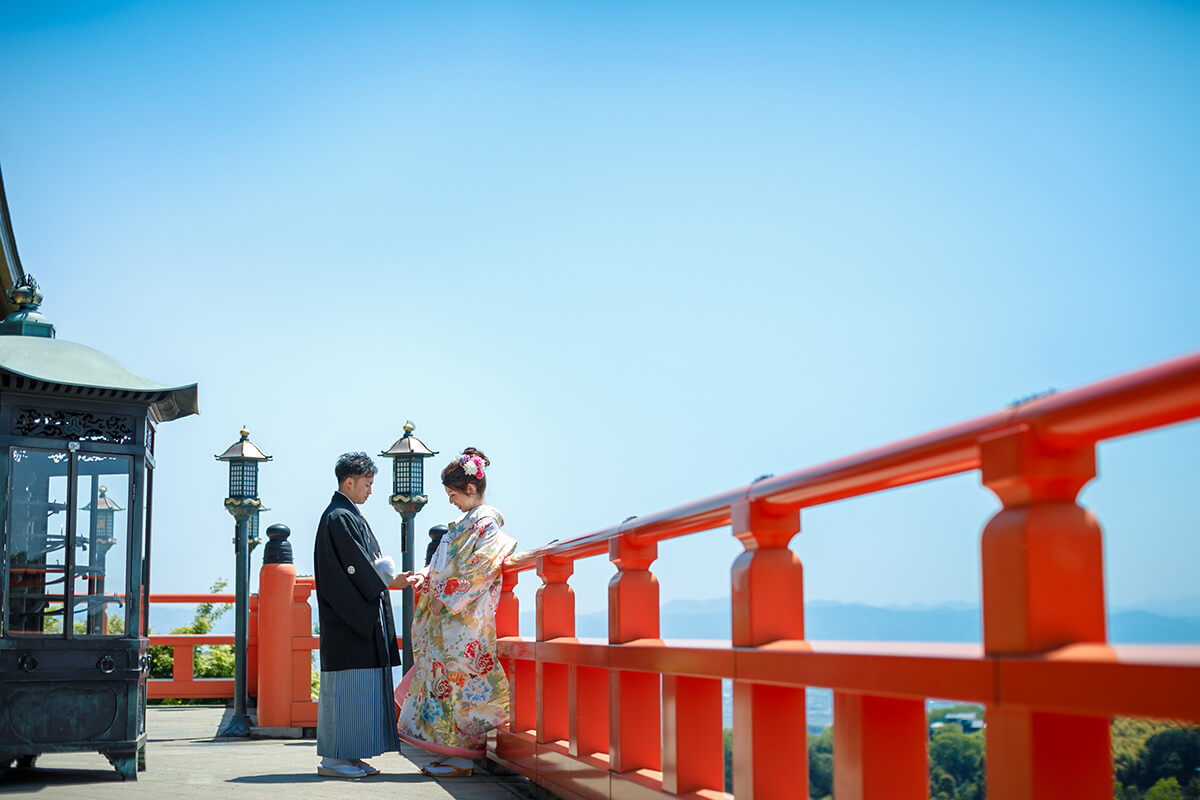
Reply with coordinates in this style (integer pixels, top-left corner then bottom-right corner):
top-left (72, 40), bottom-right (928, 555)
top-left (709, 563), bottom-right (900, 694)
top-left (313, 453), bottom-right (401, 761)
top-left (314, 492), bottom-right (402, 671)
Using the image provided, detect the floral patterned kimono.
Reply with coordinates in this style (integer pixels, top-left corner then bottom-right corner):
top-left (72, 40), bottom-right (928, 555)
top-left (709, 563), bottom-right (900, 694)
top-left (396, 503), bottom-right (516, 757)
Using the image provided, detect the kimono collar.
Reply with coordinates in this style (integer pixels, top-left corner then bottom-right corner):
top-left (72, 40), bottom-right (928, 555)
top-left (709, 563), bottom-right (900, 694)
top-left (455, 503), bottom-right (503, 530)
top-left (332, 491), bottom-right (363, 516)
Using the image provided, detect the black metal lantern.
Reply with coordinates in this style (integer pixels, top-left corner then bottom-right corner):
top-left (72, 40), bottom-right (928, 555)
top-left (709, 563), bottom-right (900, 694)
top-left (214, 428), bottom-right (270, 737)
top-left (0, 271), bottom-right (197, 780)
top-left (217, 429), bottom-right (269, 551)
top-left (381, 420), bottom-right (437, 508)
top-left (80, 486), bottom-right (122, 635)
top-left (380, 421), bottom-right (436, 672)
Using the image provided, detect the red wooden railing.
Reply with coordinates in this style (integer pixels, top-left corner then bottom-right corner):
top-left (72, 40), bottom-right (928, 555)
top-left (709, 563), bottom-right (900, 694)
top-left (488, 351), bottom-right (1200, 800)
top-left (147, 580), bottom-right (401, 729)
top-left (146, 592), bottom-right (246, 700)
top-left (146, 585), bottom-right (317, 722)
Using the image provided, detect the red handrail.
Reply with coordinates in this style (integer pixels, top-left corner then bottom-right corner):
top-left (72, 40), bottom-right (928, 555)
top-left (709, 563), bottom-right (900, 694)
top-left (491, 350), bottom-right (1200, 800)
top-left (506, 350), bottom-right (1200, 571)
top-left (150, 593), bottom-right (236, 604)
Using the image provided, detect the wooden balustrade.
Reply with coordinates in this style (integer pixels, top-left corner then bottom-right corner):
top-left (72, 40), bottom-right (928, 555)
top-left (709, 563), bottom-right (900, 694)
top-left (147, 580), bottom-right (400, 731)
top-left (488, 351), bottom-right (1200, 800)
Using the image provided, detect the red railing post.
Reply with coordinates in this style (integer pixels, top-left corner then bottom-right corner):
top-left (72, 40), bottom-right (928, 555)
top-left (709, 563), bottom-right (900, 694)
top-left (570, 665), bottom-right (609, 759)
top-left (980, 425), bottom-right (1111, 800)
top-left (291, 580), bottom-right (315, 726)
top-left (498, 570), bottom-right (534, 734)
top-left (498, 569), bottom-right (520, 639)
top-left (663, 674), bottom-right (723, 794)
top-left (537, 556), bottom-right (574, 744)
top-left (172, 643), bottom-right (194, 684)
top-left (257, 552), bottom-right (296, 728)
top-left (833, 693), bottom-right (927, 800)
top-left (608, 534), bottom-right (660, 774)
top-left (495, 568), bottom-right (536, 773)
top-left (731, 498), bottom-right (805, 800)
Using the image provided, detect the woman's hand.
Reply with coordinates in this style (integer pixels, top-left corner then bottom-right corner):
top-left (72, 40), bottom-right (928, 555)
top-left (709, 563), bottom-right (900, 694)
top-left (390, 571), bottom-right (426, 591)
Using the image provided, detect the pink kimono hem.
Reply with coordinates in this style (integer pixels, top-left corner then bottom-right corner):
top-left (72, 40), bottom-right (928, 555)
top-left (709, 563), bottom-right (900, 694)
top-left (394, 666), bottom-right (487, 759)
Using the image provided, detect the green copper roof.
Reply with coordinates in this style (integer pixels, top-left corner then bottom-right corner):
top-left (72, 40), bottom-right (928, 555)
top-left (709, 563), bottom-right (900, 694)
top-left (0, 335), bottom-right (198, 421)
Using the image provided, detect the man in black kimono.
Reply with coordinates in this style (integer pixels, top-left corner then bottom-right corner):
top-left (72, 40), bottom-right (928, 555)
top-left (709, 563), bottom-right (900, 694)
top-left (313, 452), bottom-right (413, 778)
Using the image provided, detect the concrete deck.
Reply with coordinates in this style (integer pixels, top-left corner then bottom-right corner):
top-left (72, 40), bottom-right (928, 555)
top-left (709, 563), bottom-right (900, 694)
top-left (0, 706), bottom-right (535, 799)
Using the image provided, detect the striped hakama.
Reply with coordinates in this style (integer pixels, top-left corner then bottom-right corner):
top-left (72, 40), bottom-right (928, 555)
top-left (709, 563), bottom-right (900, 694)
top-left (316, 666), bottom-right (399, 759)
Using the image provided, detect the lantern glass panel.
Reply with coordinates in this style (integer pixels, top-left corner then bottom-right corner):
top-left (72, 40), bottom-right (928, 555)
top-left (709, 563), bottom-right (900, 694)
top-left (228, 461), bottom-right (258, 499)
top-left (393, 457), bottom-right (422, 496)
top-left (72, 455), bottom-right (132, 636)
top-left (392, 458), bottom-right (409, 495)
top-left (5, 448), bottom-right (71, 636)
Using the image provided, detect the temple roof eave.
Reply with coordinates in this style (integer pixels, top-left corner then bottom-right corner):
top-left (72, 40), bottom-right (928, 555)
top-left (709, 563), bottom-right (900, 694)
top-left (0, 336), bottom-right (198, 422)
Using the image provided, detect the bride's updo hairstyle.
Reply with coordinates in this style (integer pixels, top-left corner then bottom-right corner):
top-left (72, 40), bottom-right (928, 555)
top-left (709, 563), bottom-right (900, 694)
top-left (441, 447), bottom-right (490, 495)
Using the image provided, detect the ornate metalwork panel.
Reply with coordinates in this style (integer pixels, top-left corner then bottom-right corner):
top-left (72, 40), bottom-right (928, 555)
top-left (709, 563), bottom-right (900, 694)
top-left (12, 408), bottom-right (136, 444)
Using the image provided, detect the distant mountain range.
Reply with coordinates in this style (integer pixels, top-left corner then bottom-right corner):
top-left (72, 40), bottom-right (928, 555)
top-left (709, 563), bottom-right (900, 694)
top-left (149, 594), bottom-right (1197, 733)
top-left (148, 594), bottom-right (1200, 644)
top-left (517, 596), bottom-right (1200, 643)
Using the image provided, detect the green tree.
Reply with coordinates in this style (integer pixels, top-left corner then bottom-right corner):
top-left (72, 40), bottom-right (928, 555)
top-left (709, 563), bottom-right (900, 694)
top-left (932, 766), bottom-right (957, 799)
top-left (1115, 717), bottom-right (1181, 789)
top-left (808, 726), bottom-right (833, 800)
top-left (723, 728), bottom-right (733, 793)
top-left (1146, 777), bottom-right (1184, 800)
top-left (1141, 729), bottom-right (1200, 791)
top-left (930, 727), bottom-right (984, 788)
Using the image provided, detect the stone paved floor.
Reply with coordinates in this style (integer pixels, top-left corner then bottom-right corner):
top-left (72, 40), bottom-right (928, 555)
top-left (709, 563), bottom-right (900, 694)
top-left (0, 706), bottom-right (535, 799)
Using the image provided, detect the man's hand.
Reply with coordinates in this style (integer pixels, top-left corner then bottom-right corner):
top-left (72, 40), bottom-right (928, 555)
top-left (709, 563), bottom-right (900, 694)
top-left (390, 571), bottom-right (426, 591)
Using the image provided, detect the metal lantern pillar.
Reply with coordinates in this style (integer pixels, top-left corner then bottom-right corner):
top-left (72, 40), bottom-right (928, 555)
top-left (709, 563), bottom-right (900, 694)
top-left (380, 421), bottom-right (436, 673)
top-left (214, 428), bottom-right (270, 737)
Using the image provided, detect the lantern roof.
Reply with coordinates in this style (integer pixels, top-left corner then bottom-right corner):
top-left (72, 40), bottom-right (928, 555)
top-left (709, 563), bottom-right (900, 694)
top-left (216, 427), bottom-right (271, 462)
top-left (380, 420), bottom-right (438, 459)
top-left (82, 486), bottom-right (123, 512)
top-left (0, 296), bottom-right (199, 422)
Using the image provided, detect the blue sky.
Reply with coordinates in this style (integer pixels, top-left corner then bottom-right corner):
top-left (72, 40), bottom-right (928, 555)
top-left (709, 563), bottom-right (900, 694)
top-left (2, 1), bottom-right (1198, 624)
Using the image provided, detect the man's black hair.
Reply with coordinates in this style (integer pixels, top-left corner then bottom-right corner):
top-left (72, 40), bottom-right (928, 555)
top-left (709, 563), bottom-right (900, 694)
top-left (335, 452), bottom-right (378, 483)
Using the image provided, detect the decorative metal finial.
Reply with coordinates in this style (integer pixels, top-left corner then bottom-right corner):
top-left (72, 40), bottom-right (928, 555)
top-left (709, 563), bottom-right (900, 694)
top-left (240, 427), bottom-right (250, 439)
top-left (0, 273), bottom-right (55, 338)
top-left (99, 486), bottom-right (107, 494)
top-left (403, 420), bottom-right (415, 435)
top-left (8, 274), bottom-right (42, 309)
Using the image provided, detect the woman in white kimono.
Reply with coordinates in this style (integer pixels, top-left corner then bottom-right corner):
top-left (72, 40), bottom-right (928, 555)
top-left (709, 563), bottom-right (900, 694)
top-left (395, 448), bottom-right (516, 777)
